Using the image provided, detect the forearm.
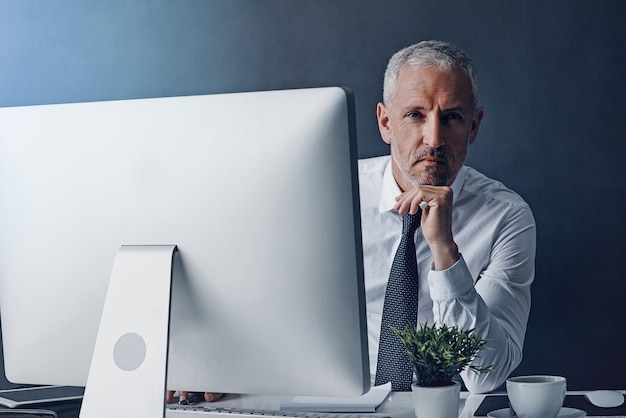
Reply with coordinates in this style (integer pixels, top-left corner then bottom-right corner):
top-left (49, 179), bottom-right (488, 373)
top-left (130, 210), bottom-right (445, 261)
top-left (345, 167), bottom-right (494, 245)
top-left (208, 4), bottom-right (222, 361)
top-left (428, 256), bottom-right (529, 393)
top-left (429, 241), bottom-right (461, 272)
top-left (446, 295), bottom-right (522, 393)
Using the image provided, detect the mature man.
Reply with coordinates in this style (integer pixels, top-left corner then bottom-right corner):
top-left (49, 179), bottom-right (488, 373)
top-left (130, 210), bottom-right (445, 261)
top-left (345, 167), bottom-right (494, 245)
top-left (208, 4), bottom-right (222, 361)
top-left (359, 40), bottom-right (535, 393)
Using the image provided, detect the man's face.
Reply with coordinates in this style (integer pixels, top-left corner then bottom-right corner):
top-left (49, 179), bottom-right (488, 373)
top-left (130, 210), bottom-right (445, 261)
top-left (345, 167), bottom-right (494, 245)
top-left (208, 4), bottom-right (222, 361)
top-left (377, 65), bottom-right (483, 190)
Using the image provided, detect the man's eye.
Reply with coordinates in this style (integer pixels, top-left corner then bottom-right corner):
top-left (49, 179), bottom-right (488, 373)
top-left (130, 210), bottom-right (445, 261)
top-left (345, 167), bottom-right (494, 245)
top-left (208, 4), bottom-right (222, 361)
top-left (406, 111), bottom-right (423, 119)
top-left (443, 113), bottom-right (463, 123)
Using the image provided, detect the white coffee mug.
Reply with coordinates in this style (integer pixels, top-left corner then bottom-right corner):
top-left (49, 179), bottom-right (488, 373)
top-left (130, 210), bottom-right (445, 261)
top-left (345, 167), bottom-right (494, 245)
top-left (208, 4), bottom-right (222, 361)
top-left (506, 375), bottom-right (566, 418)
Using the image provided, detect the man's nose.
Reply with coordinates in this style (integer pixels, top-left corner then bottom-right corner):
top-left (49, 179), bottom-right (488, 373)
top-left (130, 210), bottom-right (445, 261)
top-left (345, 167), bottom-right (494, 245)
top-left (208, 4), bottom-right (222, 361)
top-left (423, 117), bottom-right (445, 148)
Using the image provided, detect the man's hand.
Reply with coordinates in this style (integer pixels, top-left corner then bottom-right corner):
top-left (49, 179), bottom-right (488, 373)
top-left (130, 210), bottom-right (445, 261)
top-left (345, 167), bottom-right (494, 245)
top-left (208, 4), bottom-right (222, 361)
top-left (166, 390), bottom-right (224, 404)
top-left (394, 185), bottom-right (460, 271)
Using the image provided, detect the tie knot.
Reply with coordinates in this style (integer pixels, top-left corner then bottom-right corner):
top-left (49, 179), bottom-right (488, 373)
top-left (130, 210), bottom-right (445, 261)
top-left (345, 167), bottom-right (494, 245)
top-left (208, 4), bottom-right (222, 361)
top-left (402, 212), bottom-right (421, 237)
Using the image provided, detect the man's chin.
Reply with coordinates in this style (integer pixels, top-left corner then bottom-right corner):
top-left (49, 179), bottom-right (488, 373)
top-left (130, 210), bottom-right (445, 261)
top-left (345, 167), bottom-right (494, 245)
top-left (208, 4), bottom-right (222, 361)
top-left (412, 171), bottom-right (452, 187)
top-left (408, 163), bottom-right (456, 186)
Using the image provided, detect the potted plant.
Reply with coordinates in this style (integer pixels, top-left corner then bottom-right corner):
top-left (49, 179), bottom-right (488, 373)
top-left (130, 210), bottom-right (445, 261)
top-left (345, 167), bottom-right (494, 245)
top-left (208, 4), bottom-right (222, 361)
top-left (393, 323), bottom-right (492, 418)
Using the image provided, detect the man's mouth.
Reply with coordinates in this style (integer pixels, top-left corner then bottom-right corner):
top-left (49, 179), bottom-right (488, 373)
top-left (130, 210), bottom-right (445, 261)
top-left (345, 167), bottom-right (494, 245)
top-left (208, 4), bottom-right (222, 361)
top-left (419, 156), bottom-right (447, 165)
top-left (413, 149), bottom-right (450, 168)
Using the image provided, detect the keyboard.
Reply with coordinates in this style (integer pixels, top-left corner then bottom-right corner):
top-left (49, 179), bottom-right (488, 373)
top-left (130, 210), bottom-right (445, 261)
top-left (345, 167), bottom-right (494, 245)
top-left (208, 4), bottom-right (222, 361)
top-left (166, 404), bottom-right (391, 418)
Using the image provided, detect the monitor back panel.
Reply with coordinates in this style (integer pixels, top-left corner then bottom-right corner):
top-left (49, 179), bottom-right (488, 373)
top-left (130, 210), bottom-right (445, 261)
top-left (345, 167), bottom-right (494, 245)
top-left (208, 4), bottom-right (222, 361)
top-left (0, 88), bottom-right (368, 396)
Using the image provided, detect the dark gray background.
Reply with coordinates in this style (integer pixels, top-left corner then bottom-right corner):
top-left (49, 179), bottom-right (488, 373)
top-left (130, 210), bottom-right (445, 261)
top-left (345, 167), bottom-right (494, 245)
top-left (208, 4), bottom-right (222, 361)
top-left (1, 0), bottom-right (624, 391)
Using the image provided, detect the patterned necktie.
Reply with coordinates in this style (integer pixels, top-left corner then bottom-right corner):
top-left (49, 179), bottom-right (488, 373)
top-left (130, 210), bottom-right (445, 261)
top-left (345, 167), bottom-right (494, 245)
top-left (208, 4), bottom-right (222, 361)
top-left (375, 212), bottom-right (421, 391)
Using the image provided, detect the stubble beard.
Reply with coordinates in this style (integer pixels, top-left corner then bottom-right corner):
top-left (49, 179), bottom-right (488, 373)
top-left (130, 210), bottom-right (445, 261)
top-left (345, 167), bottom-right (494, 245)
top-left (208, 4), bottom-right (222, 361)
top-left (388, 130), bottom-right (469, 188)
top-left (407, 146), bottom-right (462, 187)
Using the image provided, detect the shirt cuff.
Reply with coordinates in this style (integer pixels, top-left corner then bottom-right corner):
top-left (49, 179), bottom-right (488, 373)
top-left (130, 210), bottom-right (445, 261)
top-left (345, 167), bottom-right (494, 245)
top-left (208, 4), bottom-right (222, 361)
top-left (427, 254), bottom-right (474, 300)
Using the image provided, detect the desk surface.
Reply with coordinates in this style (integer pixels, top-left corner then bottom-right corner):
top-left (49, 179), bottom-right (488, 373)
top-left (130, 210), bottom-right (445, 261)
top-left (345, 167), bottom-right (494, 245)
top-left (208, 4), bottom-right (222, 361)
top-left (373, 390), bottom-right (626, 418)
top-left (167, 390), bottom-right (626, 418)
top-left (2, 389), bottom-right (625, 418)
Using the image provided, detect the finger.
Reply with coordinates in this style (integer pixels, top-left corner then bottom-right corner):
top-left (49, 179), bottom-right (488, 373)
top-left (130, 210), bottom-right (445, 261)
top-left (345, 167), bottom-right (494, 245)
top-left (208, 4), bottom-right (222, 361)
top-left (395, 194), bottom-right (423, 215)
top-left (409, 198), bottom-right (427, 215)
top-left (166, 391), bottom-right (175, 404)
top-left (204, 392), bottom-right (224, 403)
top-left (394, 200), bottom-right (407, 215)
top-left (394, 194), bottom-right (414, 215)
top-left (179, 391), bottom-right (189, 401)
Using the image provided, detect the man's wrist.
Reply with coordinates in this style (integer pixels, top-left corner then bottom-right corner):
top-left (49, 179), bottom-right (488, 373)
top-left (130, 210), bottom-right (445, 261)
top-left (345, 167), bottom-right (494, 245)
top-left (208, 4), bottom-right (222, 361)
top-left (429, 242), bottom-right (460, 271)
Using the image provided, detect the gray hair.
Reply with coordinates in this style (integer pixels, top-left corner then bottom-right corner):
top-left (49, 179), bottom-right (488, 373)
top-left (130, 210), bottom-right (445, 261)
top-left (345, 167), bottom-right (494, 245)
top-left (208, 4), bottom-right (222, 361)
top-left (382, 40), bottom-right (479, 107)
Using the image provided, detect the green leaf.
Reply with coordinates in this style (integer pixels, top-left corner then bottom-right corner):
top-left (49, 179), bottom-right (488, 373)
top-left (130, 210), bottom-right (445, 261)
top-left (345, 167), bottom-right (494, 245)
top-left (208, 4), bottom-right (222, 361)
top-left (392, 323), bottom-right (492, 387)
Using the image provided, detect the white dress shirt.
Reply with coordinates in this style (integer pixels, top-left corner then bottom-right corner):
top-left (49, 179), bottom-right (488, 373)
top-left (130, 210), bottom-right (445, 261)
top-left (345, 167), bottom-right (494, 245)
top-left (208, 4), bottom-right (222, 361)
top-left (359, 155), bottom-right (536, 393)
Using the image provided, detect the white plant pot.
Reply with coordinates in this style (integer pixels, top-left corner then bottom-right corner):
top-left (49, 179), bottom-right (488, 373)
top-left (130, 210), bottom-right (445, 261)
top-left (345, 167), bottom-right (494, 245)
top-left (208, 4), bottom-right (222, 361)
top-left (411, 381), bottom-right (461, 418)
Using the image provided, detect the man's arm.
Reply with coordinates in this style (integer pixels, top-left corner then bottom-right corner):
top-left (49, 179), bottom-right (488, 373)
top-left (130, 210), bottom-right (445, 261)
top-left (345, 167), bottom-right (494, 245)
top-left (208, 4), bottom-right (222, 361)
top-left (429, 207), bottom-right (535, 393)
top-left (395, 186), bottom-right (535, 393)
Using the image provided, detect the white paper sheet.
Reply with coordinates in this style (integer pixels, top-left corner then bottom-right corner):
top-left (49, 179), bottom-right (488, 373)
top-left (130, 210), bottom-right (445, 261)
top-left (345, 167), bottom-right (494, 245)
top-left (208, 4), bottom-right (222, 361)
top-left (279, 383), bottom-right (392, 413)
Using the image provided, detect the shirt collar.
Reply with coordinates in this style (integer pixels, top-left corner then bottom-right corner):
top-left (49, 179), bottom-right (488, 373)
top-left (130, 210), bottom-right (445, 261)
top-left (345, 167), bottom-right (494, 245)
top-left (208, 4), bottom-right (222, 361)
top-left (378, 160), bottom-right (467, 214)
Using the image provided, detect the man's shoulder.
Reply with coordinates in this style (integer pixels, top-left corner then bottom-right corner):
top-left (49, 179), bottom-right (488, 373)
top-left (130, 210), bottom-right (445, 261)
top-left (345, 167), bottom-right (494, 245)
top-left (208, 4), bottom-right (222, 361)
top-left (461, 166), bottom-right (530, 210)
top-left (358, 155), bottom-right (390, 176)
top-left (357, 155), bottom-right (390, 210)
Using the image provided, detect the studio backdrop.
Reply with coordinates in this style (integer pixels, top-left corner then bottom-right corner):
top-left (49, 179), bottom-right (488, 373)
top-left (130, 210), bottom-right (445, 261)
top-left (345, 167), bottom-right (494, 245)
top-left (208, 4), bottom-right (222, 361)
top-left (1, 0), bottom-right (624, 390)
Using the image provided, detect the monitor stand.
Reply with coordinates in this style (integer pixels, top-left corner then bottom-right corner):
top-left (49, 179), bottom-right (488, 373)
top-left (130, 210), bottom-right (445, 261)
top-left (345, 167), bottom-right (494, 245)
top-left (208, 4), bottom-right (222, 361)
top-left (79, 245), bottom-right (177, 418)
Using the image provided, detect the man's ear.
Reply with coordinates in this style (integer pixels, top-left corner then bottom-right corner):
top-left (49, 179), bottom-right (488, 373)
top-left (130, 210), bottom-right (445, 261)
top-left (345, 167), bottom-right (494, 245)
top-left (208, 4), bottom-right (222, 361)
top-left (377, 102), bottom-right (392, 145)
top-left (468, 106), bottom-right (484, 145)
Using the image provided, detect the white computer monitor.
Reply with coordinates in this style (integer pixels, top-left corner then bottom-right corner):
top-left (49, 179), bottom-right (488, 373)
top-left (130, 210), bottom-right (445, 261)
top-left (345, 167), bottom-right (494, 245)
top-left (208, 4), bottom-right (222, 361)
top-left (0, 87), bottom-right (369, 417)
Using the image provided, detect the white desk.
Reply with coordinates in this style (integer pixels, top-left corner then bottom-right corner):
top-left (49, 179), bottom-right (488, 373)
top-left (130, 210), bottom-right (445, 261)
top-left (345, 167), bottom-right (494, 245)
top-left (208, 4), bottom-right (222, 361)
top-left (370, 391), bottom-right (487, 417)
top-left (166, 390), bottom-right (626, 418)
top-left (168, 391), bottom-right (490, 418)
top-left (379, 391), bottom-right (626, 418)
